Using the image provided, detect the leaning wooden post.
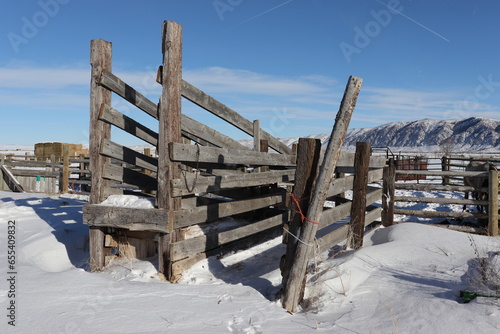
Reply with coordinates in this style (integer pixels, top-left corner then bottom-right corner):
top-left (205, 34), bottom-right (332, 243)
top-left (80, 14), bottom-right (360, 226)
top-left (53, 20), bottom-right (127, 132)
top-left (282, 76), bottom-right (362, 312)
top-left (157, 20), bottom-right (183, 281)
top-left (89, 38), bottom-right (113, 271)
top-left (347, 142), bottom-right (371, 249)
top-left (382, 158), bottom-right (396, 227)
top-left (61, 144), bottom-right (70, 193)
top-left (280, 138), bottom-right (322, 293)
top-left (488, 168), bottom-right (498, 236)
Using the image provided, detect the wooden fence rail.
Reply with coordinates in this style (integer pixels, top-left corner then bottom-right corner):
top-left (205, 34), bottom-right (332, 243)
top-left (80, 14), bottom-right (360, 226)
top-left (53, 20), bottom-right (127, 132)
top-left (0, 152), bottom-right (90, 194)
top-left (382, 162), bottom-right (499, 236)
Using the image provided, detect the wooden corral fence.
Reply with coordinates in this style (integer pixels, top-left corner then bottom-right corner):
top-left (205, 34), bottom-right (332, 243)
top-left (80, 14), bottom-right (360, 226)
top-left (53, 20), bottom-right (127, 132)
top-left (280, 138), bottom-right (387, 312)
top-left (0, 149), bottom-right (90, 195)
top-left (382, 156), bottom-right (499, 237)
top-left (83, 21), bottom-right (297, 282)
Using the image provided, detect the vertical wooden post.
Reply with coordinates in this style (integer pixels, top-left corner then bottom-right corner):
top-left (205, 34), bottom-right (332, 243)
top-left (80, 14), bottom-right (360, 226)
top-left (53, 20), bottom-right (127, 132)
top-left (280, 138), bottom-right (321, 293)
top-left (282, 76), bottom-right (362, 312)
top-left (291, 143), bottom-right (298, 164)
top-left (50, 154), bottom-right (57, 194)
top-left (61, 144), bottom-right (70, 193)
top-left (382, 159), bottom-right (396, 227)
top-left (157, 20), bottom-right (183, 281)
top-left (253, 120), bottom-right (261, 151)
top-left (488, 168), bottom-right (498, 236)
top-left (253, 120), bottom-right (261, 173)
top-left (441, 156), bottom-right (450, 185)
top-left (347, 142), bottom-right (371, 249)
top-left (260, 139), bottom-right (270, 172)
top-left (89, 38), bottom-right (113, 271)
top-left (0, 155), bottom-right (4, 191)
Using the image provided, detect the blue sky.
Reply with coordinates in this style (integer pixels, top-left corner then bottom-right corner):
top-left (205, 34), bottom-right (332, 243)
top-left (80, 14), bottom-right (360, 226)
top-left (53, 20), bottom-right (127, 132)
top-left (1, 0), bottom-right (500, 146)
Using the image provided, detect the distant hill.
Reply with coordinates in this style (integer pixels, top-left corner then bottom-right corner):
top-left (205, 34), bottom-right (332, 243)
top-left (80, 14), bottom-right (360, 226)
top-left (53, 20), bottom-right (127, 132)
top-left (242, 117), bottom-right (500, 153)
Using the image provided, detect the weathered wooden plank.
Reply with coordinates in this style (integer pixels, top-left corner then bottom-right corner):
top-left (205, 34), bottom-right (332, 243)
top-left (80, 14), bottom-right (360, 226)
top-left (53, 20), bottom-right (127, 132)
top-left (396, 170), bottom-right (489, 177)
top-left (157, 20), bottom-right (183, 281)
top-left (90, 39), bottom-right (113, 205)
top-left (365, 206), bottom-right (382, 224)
top-left (171, 216), bottom-right (286, 279)
top-left (4, 160), bottom-right (61, 168)
top-left (171, 169), bottom-right (295, 197)
top-left (319, 201), bottom-right (352, 230)
top-left (170, 142), bottom-right (295, 167)
top-left (102, 163), bottom-right (157, 190)
top-left (99, 104), bottom-right (159, 146)
top-left (181, 79), bottom-right (292, 154)
top-left (10, 170), bottom-right (59, 177)
top-left (336, 152), bottom-right (387, 168)
top-left (283, 76), bottom-right (362, 312)
top-left (394, 195), bottom-right (488, 206)
top-left (98, 84), bottom-right (248, 151)
top-left (99, 70), bottom-right (159, 119)
top-left (170, 211), bottom-right (288, 261)
top-left (327, 167), bottom-right (383, 198)
top-left (174, 193), bottom-right (285, 228)
top-left (395, 183), bottom-right (481, 192)
top-left (83, 204), bottom-right (170, 232)
top-left (316, 224), bottom-right (349, 255)
top-left (89, 39), bottom-right (113, 272)
top-left (316, 208), bottom-right (381, 255)
top-left (100, 139), bottom-right (158, 172)
top-left (394, 208), bottom-right (488, 219)
top-left (182, 114), bottom-right (250, 151)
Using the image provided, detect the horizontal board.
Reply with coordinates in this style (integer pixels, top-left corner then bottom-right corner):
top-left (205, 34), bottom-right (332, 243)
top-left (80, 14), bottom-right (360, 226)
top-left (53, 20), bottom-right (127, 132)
top-left (102, 163), bottom-right (157, 190)
top-left (395, 183), bottom-right (481, 192)
top-left (365, 206), bottom-right (382, 224)
top-left (99, 104), bottom-right (159, 146)
top-left (170, 211), bottom-right (288, 261)
top-left (170, 142), bottom-right (295, 167)
top-left (171, 169), bottom-right (295, 197)
top-left (100, 139), bottom-right (158, 172)
top-left (327, 168), bottom-right (383, 197)
top-left (394, 208), bottom-right (488, 219)
top-left (174, 193), bottom-right (285, 228)
top-left (335, 152), bottom-right (387, 168)
top-left (83, 204), bottom-right (170, 232)
top-left (395, 170), bottom-right (489, 177)
top-left (316, 208), bottom-right (381, 255)
top-left (316, 224), bottom-right (349, 255)
top-left (319, 188), bottom-right (382, 230)
top-left (4, 161), bottom-right (61, 168)
top-left (319, 201), bottom-right (352, 230)
top-left (394, 196), bottom-right (488, 206)
top-left (11, 170), bottom-right (59, 177)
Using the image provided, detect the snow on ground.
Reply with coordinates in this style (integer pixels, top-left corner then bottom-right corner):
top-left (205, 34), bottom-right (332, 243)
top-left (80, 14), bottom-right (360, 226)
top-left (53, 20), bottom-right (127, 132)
top-left (1, 186), bottom-right (499, 333)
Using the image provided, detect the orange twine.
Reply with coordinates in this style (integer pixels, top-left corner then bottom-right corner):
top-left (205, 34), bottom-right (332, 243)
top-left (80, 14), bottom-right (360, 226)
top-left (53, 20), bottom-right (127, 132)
top-left (289, 193), bottom-right (320, 225)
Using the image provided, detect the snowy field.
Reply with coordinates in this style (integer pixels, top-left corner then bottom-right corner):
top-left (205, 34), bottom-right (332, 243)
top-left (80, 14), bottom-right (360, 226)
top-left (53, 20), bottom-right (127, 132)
top-left (1, 183), bottom-right (499, 333)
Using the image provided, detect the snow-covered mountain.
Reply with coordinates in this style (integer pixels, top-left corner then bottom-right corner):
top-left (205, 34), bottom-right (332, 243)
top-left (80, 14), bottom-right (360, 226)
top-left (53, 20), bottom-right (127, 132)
top-left (253, 117), bottom-right (500, 153)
